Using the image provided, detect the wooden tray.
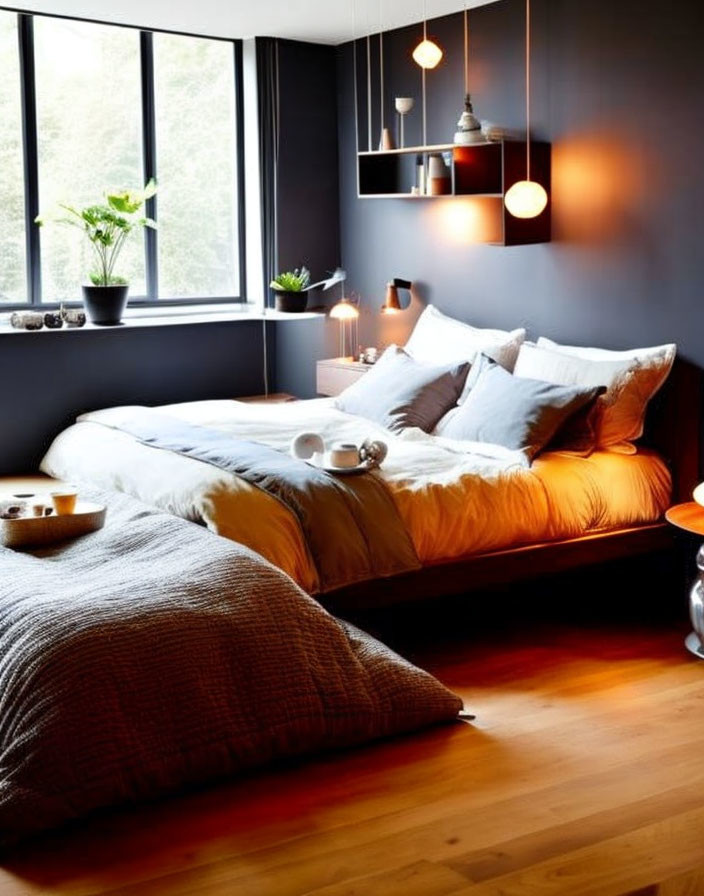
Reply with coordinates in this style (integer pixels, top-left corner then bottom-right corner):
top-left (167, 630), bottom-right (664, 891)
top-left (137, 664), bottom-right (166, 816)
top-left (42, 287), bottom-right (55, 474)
top-left (1, 502), bottom-right (106, 549)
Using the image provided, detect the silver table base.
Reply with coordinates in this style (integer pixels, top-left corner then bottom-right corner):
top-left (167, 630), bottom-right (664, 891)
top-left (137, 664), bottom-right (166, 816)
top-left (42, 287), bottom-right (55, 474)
top-left (687, 546), bottom-right (704, 659)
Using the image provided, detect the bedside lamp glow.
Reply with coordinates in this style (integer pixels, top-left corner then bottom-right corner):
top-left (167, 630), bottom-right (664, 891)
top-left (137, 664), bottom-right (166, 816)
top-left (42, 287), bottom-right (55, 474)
top-left (329, 298), bottom-right (359, 358)
top-left (504, 179), bottom-right (548, 219)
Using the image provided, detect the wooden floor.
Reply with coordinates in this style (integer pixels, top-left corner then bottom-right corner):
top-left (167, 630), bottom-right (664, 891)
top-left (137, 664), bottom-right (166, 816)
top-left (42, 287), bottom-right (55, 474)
top-left (3, 613), bottom-right (704, 896)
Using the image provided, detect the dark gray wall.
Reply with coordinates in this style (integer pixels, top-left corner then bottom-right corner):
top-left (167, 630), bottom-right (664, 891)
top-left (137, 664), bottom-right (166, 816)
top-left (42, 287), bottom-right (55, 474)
top-left (273, 40), bottom-right (342, 397)
top-left (276, 0), bottom-right (704, 397)
top-left (0, 322), bottom-right (270, 474)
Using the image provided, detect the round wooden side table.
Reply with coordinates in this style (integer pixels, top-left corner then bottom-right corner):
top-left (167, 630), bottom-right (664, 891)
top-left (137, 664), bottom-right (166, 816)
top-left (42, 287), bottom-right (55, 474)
top-left (666, 502), bottom-right (704, 658)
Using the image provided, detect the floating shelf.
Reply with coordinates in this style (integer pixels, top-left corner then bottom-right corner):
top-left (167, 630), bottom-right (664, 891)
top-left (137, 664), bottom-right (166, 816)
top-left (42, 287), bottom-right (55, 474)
top-left (357, 139), bottom-right (551, 246)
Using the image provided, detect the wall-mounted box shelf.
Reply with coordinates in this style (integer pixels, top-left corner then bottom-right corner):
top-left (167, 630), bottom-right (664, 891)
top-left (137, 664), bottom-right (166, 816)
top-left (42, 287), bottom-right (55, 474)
top-left (357, 140), bottom-right (551, 246)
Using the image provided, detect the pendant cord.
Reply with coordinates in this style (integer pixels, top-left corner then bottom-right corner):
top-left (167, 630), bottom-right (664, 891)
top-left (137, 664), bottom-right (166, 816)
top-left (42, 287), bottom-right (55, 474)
top-left (421, 0), bottom-right (427, 146)
top-left (353, 0), bottom-right (359, 195)
top-left (422, 67), bottom-right (427, 147)
top-left (464, 5), bottom-right (469, 96)
top-left (525, 0), bottom-right (531, 180)
top-left (366, 33), bottom-right (372, 151)
top-left (379, 0), bottom-right (384, 138)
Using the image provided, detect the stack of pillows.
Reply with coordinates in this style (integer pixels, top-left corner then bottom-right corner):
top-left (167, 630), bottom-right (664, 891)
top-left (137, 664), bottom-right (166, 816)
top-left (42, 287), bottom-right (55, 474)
top-left (335, 304), bottom-right (676, 463)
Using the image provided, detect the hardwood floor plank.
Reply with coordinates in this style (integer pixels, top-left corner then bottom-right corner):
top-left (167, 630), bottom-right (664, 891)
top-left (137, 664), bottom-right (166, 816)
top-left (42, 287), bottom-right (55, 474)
top-left (1, 625), bottom-right (702, 896)
top-left (446, 805), bottom-right (704, 896)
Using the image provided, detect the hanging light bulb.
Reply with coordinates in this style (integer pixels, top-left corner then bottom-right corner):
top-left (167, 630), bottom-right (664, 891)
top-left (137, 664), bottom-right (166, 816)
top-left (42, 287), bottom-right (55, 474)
top-left (413, 1), bottom-right (443, 69)
top-left (505, 0), bottom-right (547, 220)
top-left (413, 37), bottom-right (443, 69)
top-left (505, 179), bottom-right (548, 218)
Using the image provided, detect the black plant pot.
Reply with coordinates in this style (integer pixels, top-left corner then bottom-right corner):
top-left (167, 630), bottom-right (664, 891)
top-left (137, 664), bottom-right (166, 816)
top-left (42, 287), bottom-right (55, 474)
top-left (82, 284), bottom-right (129, 326)
top-left (273, 290), bottom-right (308, 313)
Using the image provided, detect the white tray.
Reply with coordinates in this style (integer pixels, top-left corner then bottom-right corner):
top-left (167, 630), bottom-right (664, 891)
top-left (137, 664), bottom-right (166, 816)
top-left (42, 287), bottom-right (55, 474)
top-left (1, 502), bottom-right (106, 549)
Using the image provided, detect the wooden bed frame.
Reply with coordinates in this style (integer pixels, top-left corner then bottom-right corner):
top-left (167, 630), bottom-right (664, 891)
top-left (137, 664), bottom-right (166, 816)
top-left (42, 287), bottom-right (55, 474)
top-left (324, 359), bottom-right (702, 613)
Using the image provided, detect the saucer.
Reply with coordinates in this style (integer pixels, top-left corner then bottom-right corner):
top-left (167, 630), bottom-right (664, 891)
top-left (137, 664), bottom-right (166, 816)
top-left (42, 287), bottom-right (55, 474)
top-left (306, 454), bottom-right (373, 475)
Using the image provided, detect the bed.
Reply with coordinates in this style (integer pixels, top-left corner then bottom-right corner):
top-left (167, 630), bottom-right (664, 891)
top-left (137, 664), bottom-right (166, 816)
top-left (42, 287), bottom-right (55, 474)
top-left (39, 395), bottom-right (673, 596)
top-left (40, 308), bottom-right (697, 608)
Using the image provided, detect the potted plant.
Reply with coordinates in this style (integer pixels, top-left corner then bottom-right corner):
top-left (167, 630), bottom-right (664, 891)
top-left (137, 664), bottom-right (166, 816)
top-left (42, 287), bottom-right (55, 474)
top-left (269, 266), bottom-right (311, 313)
top-left (36, 180), bottom-right (157, 326)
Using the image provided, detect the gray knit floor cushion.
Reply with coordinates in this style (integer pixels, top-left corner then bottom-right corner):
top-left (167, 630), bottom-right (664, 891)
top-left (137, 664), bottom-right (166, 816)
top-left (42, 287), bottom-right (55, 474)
top-left (0, 489), bottom-right (463, 844)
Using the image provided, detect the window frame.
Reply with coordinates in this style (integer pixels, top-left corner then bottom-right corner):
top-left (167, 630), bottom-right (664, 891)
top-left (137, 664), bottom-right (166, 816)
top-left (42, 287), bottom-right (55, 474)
top-left (1, 7), bottom-right (246, 310)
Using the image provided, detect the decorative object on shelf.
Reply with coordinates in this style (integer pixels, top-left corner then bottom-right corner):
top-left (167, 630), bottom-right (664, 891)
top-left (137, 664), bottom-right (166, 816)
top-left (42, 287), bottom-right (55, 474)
top-left (379, 128), bottom-right (394, 151)
top-left (271, 265), bottom-right (347, 313)
top-left (270, 266), bottom-right (311, 312)
top-left (394, 97), bottom-right (414, 148)
top-left (453, 7), bottom-right (482, 146)
top-left (10, 312), bottom-right (44, 331)
top-left (43, 311), bottom-right (63, 329)
top-left (482, 123), bottom-right (512, 142)
top-left (61, 305), bottom-right (86, 328)
top-left (381, 278), bottom-right (412, 314)
top-left (413, 0), bottom-right (443, 69)
top-left (416, 153), bottom-right (426, 194)
top-left (504, 0), bottom-right (548, 220)
top-left (35, 181), bottom-right (157, 326)
top-left (454, 95), bottom-right (482, 145)
top-left (427, 153), bottom-right (451, 195)
top-left (329, 297), bottom-right (360, 358)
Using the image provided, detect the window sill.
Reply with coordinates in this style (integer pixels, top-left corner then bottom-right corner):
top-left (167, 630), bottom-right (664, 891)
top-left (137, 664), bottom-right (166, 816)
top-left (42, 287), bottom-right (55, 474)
top-left (0, 303), bottom-right (324, 334)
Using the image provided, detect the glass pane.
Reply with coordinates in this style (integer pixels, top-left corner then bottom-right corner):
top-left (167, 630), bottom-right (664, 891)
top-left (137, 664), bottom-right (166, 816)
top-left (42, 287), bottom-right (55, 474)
top-left (0, 13), bottom-right (26, 304)
top-left (154, 34), bottom-right (239, 299)
top-left (35, 18), bottom-right (145, 302)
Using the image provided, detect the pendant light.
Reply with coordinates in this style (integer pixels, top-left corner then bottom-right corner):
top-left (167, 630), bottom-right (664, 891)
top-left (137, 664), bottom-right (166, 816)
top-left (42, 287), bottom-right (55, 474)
top-left (413, 0), bottom-right (443, 69)
top-left (504, 0), bottom-right (548, 219)
top-left (454, 4), bottom-right (482, 145)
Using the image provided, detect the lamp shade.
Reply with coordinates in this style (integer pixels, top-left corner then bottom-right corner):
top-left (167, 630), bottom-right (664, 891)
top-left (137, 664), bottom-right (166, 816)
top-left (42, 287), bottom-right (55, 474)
top-left (381, 283), bottom-right (402, 314)
top-left (504, 179), bottom-right (548, 219)
top-left (329, 299), bottom-right (359, 320)
top-left (412, 38), bottom-right (443, 69)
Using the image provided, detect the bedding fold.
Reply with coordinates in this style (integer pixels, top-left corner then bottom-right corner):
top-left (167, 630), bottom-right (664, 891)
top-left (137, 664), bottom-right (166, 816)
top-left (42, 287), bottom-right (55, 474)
top-left (94, 408), bottom-right (420, 593)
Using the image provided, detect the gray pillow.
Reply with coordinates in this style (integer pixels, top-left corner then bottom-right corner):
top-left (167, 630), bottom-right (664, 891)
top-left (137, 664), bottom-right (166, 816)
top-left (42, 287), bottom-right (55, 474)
top-left (335, 346), bottom-right (469, 433)
top-left (439, 354), bottom-right (602, 460)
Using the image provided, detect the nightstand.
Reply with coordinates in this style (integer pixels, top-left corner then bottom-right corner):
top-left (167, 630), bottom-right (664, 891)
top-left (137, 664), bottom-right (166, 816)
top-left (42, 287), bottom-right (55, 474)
top-left (236, 393), bottom-right (298, 403)
top-left (316, 358), bottom-right (371, 397)
top-left (666, 502), bottom-right (704, 659)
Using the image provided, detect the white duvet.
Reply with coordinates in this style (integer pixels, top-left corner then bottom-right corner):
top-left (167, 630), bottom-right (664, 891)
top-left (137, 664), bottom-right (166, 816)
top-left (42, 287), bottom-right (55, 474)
top-left (41, 398), bottom-right (672, 594)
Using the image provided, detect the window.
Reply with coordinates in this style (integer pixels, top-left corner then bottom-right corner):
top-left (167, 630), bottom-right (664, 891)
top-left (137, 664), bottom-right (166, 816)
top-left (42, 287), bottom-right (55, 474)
top-left (0, 12), bottom-right (244, 308)
top-left (0, 12), bottom-right (26, 304)
top-left (35, 18), bottom-right (146, 302)
top-left (154, 34), bottom-right (239, 299)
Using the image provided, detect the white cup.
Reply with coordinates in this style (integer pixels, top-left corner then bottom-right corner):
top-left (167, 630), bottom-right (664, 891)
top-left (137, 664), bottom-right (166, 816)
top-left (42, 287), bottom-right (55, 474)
top-left (329, 442), bottom-right (360, 468)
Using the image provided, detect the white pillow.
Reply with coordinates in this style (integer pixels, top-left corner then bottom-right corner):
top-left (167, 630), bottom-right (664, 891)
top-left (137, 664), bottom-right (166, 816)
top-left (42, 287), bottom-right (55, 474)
top-left (405, 305), bottom-right (525, 402)
top-left (519, 338), bottom-right (676, 451)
